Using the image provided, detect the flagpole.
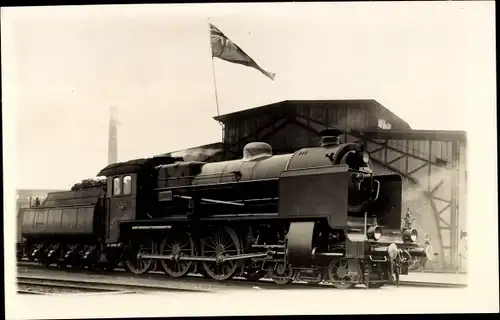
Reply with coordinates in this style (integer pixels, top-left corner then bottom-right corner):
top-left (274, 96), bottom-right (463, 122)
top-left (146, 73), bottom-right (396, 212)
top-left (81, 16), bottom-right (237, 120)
top-left (211, 58), bottom-right (221, 117)
top-left (207, 18), bottom-right (221, 117)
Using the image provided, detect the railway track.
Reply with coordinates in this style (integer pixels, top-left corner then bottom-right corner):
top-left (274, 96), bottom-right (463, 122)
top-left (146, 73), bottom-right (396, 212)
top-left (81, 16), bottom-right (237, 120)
top-left (17, 275), bottom-right (208, 295)
top-left (17, 261), bottom-right (466, 290)
top-left (17, 261), bottom-right (321, 291)
top-left (394, 280), bottom-right (466, 288)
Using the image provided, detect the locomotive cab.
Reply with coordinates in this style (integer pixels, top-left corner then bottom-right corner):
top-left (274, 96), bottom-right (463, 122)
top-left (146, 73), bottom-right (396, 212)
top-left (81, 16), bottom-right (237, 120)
top-left (96, 156), bottom-right (183, 245)
top-left (104, 174), bottom-right (138, 243)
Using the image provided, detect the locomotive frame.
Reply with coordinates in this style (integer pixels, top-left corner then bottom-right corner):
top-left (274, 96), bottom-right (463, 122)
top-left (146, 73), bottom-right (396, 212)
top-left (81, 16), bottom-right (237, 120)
top-left (17, 129), bottom-right (433, 289)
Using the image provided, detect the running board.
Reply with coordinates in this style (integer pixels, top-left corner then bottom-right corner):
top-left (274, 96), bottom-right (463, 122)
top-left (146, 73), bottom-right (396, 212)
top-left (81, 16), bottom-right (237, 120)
top-left (137, 252), bottom-right (269, 262)
top-left (137, 249), bottom-right (343, 263)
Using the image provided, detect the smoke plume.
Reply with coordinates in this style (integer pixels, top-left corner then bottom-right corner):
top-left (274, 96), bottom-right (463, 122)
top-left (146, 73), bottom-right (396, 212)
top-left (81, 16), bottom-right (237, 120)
top-left (171, 147), bottom-right (223, 161)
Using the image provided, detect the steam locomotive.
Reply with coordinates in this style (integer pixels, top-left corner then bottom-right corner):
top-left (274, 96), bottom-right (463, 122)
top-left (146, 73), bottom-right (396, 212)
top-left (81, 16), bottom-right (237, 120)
top-left (17, 129), bottom-right (433, 288)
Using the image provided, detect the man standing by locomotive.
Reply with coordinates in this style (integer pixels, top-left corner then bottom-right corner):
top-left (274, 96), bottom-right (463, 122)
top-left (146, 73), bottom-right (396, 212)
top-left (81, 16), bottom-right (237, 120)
top-left (421, 234), bottom-right (432, 269)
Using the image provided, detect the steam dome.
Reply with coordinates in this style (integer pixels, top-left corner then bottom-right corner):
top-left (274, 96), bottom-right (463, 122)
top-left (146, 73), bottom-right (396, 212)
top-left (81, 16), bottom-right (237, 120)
top-left (242, 142), bottom-right (273, 161)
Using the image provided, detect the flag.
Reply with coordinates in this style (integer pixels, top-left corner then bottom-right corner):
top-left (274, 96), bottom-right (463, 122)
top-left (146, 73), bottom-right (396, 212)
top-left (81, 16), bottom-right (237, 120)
top-left (210, 23), bottom-right (275, 81)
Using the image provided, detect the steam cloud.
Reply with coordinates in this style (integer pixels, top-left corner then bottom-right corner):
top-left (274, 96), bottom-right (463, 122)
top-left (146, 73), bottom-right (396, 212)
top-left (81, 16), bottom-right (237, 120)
top-left (171, 147), bottom-right (223, 161)
top-left (402, 160), bottom-right (466, 267)
top-left (403, 160), bottom-right (461, 210)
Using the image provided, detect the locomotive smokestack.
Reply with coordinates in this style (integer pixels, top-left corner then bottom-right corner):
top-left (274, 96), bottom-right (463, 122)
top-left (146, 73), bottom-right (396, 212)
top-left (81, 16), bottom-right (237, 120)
top-left (319, 129), bottom-right (342, 147)
top-left (108, 106), bottom-right (119, 165)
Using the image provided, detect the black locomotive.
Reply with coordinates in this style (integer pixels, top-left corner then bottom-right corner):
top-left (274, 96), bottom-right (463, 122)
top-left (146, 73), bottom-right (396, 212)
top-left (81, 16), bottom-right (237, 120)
top-left (17, 129), bottom-right (433, 288)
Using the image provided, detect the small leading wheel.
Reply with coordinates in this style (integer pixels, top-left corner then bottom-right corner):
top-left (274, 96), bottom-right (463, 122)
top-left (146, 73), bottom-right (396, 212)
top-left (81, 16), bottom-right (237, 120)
top-left (305, 271), bottom-right (324, 285)
top-left (201, 226), bottom-right (241, 281)
top-left (124, 239), bottom-right (155, 275)
top-left (243, 262), bottom-right (266, 281)
top-left (367, 282), bottom-right (385, 289)
top-left (243, 270), bottom-right (266, 282)
top-left (159, 233), bottom-right (195, 277)
top-left (327, 259), bottom-right (356, 289)
top-left (270, 263), bottom-right (294, 285)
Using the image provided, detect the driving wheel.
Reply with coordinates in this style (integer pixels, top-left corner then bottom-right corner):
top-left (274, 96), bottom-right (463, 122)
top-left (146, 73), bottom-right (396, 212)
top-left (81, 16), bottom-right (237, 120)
top-left (159, 233), bottom-right (195, 277)
top-left (124, 239), bottom-right (155, 275)
top-left (201, 226), bottom-right (241, 281)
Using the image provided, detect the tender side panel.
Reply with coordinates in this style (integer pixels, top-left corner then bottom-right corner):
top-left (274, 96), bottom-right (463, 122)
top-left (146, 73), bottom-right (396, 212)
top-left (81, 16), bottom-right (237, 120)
top-left (47, 209), bottom-right (63, 233)
top-left (21, 208), bottom-right (35, 235)
top-left (21, 188), bottom-right (101, 238)
top-left (278, 165), bottom-right (349, 228)
top-left (21, 205), bottom-right (97, 237)
top-left (17, 209), bottom-right (24, 242)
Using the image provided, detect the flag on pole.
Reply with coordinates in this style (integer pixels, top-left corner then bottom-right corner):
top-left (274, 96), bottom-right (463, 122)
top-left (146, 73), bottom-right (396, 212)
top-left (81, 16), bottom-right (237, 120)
top-left (210, 23), bottom-right (275, 81)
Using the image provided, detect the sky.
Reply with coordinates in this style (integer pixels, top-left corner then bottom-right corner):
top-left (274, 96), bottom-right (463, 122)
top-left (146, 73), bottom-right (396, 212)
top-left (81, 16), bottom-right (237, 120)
top-left (1, 2), bottom-right (496, 190)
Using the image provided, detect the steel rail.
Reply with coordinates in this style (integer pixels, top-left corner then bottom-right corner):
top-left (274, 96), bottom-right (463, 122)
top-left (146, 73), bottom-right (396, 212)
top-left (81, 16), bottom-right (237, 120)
top-left (16, 275), bottom-right (209, 294)
top-left (17, 261), bottom-right (465, 289)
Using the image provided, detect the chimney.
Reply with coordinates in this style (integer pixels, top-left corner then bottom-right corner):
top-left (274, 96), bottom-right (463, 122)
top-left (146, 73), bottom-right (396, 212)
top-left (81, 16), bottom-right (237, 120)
top-left (108, 106), bottom-right (119, 165)
top-left (319, 129), bottom-right (342, 147)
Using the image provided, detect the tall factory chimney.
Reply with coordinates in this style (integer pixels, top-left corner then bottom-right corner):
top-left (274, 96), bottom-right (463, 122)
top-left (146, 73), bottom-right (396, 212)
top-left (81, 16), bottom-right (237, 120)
top-left (108, 106), bottom-right (119, 165)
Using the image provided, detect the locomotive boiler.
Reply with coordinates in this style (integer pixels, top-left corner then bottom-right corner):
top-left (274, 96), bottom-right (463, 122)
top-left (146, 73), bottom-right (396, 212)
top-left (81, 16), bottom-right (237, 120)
top-left (18, 129), bottom-right (433, 288)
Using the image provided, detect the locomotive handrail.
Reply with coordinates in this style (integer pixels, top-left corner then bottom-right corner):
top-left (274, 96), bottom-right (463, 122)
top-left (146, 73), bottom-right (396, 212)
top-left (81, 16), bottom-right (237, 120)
top-left (158, 171), bottom-right (241, 181)
top-left (174, 194), bottom-right (245, 207)
top-left (233, 197), bottom-right (279, 203)
top-left (154, 177), bottom-right (279, 191)
top-left (21, 203), bottom-right (98, 210)
top-left (282, 164), bottom-right (348, 173)
top-left (369, 256), bottom-right (388, 263)
top-left (372, 180), bottom-right (381, 201)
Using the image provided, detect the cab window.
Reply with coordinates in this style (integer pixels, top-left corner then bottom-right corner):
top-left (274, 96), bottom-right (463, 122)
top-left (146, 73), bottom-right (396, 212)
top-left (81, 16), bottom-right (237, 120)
top-left (122, 176), bottom-right (132, 195)
top-left (112, 177), bottom-right (121, 196)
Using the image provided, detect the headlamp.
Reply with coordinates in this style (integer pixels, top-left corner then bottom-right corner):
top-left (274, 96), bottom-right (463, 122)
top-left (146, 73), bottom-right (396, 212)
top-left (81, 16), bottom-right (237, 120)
top-left (361, 151), bottom-right (370, 164)
top-left (367, 226), bottom-right (382, 241)
top-left (403, 229), bottom-right (418, 242)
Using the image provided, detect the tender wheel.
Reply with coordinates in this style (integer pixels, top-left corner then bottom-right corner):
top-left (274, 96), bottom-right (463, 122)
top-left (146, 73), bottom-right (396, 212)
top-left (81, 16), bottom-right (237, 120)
top-left (327, 259), bottom-right (356, 289)
top-left (83, 246), bottom-right (100, 270)
top-left (44, 245), bottom-right (60, 268)
top-left (201, 226), bottom-right (241, 281)
top-left (159, 233), bottom-right (195, 277)
top-left (124, 239), bottom-right (155, 275)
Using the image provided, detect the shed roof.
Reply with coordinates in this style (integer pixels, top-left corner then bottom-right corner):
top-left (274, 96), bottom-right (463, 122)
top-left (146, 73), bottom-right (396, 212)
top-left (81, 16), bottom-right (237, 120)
top-left (213, 99), bottom-right (411, 129)
top-left (351, 129), bottom-right (467, 142)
